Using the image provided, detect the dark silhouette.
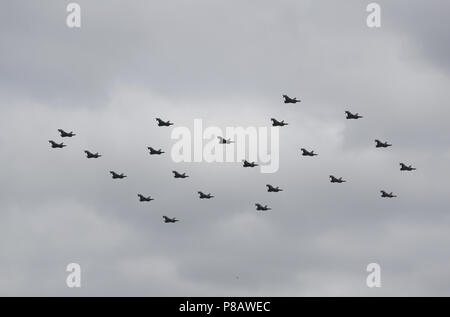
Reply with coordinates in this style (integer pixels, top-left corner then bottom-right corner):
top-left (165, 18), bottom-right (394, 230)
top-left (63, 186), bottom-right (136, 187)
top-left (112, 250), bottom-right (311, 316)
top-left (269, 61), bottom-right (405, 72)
top-left (301, 148), bottom-right (318, 156)
top-left (271, 118), bottom-right (288, 127)
top-left (255, 203), bottom-right (271, 211)
top-left (400, 163), bottom-right (416, 171)
top-left (330, 175), bottom-right (346, 183)
top-left (345, 111), bottom-right (363, 119)
top-left (217, 136), bottom-right (234, 144)
top-left (381, 190), bottom-right (397, 198)
top-left (173, 170), bottom-right (189, 178)
top-left (110, 171), bottom-right (127, 179)
top-left (282, 95), bottom-right (301, 104)
top-left (242, 160), bottom-right (258, 168)
top-left (49, 140), bottom-right (66, 148)
top-left (198, 191), bottom-right (214, 199)
top-left (147, 147), bottom-right (165, 155)
top-left (375, 139), bottom-right (392, 148)
top-left (138, 194), bottom-right (154, 202)
top-left (84, 150), bottom-right (102, 159)
top-left (163, 216), bottom-right (179, 223)
top-left (58, 129), bottom-right (76, 137)
top-left (266, 184), bottom-right (283, 192)
top-left (156, 118), bottom-right (173, 127)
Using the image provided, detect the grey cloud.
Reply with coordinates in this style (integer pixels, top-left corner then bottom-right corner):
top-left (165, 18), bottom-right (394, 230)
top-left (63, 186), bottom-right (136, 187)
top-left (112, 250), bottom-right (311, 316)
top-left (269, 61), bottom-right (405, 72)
top-left (0, 0), bottom-right (450, 296)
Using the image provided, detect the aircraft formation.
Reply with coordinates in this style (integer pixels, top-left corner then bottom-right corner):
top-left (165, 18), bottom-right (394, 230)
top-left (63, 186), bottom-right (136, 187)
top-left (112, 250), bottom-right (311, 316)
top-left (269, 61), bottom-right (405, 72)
top-left (49, 95), bottom-right (416, 222)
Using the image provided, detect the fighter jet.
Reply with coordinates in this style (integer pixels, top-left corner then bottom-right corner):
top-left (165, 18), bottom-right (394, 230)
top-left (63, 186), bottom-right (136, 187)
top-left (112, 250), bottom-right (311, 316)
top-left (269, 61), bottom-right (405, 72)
top-left (380, 190), bottom-right (397, 198)
top-left (138, 194), bottom-right (154, 202)
top-left (330, 175), bottom-right (346, 183)
top-left (110, 171), bottom-right (127, 179)
top-left (400, 163), bottom-right (416, 171)
top-left (58, 129), bottom-right (76, 137)
top-left (345, 111), bottom-right (363, 119)
top-left (163, 216), bottom-right (179, 223)
top-left (49, 140), bottom-right (66, 148)
top-left (243, 160), bottom-right (258, 168)
top-left (300, 148), bottom-right (318, 157)
top-left (217, 136), bottom-right (234, 144)
top-left (147, 147), bottom-right (165, 155)
top-left (271, 118), bottom-right (288, 127)
top-left (282, 94), bottom-right (301, 104)
top-left (255, 203), bottom-right (271, 211)
top-left (375, 140), bottom-right (392, 148)
top-left (84, 150), bottom-right (102, 159)
top-left (198, 191), bottom-right (214, 199)
top-left (156, 118), bottom-right (173, 127)
top-left (173, 171), bottom-right (189, 178)
top-left (266, 184), bottom-right (283, 192)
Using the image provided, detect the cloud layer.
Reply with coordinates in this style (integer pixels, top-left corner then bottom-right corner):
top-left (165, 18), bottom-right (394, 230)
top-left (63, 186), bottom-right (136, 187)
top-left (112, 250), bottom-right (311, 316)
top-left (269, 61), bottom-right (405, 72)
top-left (1, 0), bottom-right (449, 296)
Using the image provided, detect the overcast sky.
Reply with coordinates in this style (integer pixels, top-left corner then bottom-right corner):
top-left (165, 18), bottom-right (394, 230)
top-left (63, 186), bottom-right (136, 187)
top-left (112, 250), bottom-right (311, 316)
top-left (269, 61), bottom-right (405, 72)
top-left (1, 0), bottom-right (450, 296)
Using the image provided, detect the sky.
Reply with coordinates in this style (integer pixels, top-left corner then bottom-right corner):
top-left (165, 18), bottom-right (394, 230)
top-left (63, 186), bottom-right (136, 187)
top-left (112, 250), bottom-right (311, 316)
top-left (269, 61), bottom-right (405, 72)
top-left (0, 0), bottom-right (450, 296)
